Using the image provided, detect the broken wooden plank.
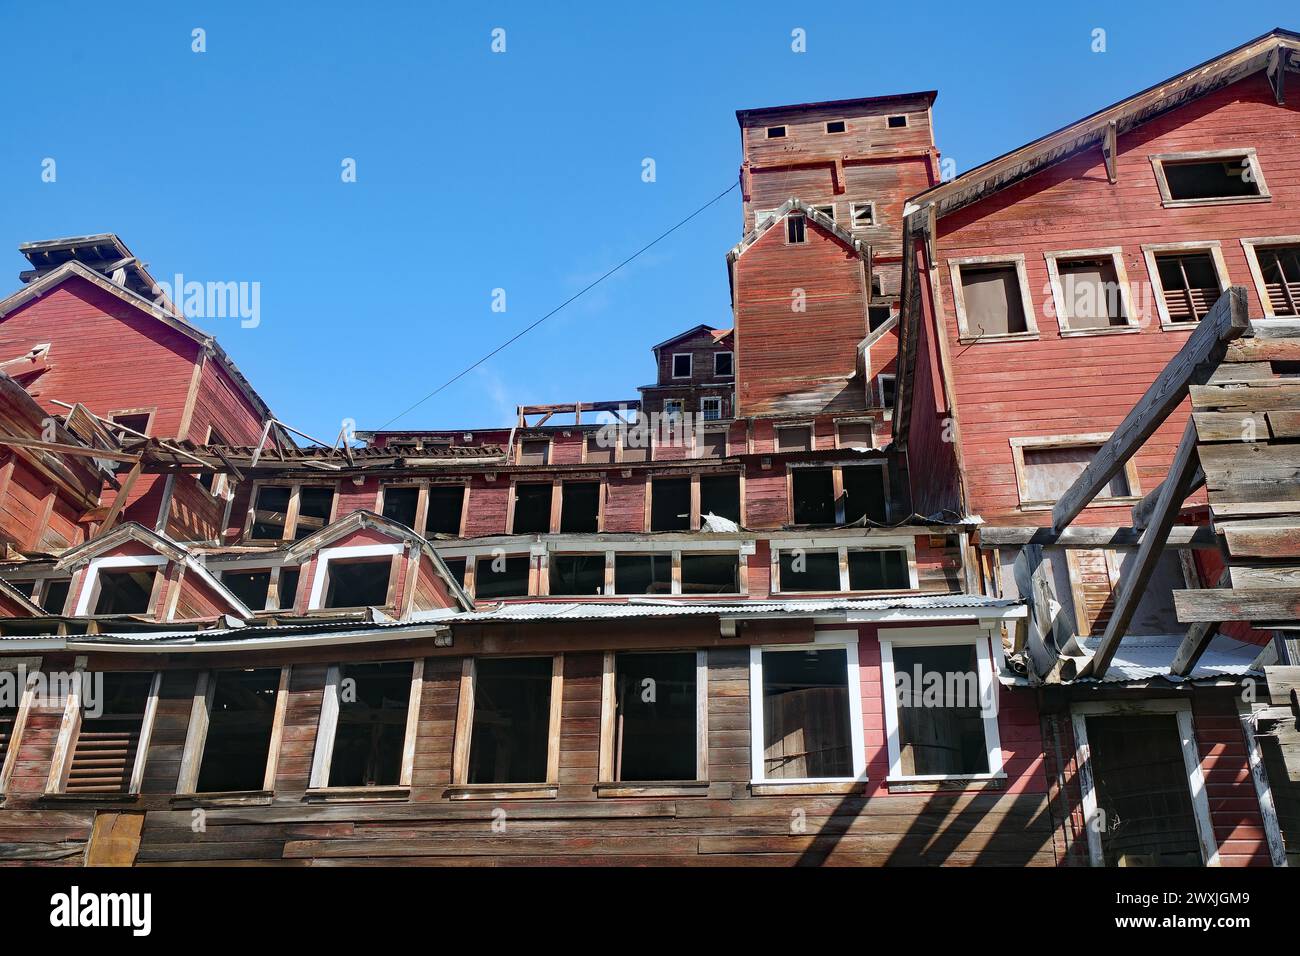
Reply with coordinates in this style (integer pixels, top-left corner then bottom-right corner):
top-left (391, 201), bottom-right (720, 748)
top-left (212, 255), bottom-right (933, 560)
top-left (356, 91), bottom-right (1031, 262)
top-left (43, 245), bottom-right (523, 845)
top-left (1174, 587), bottom-right (1300, 623)
top-left (0, 435), bottom-right (139, 463)
top-left (1190, 381), bottom-right (1300, 413)
top-left (1223, 525), bottom-right (1300, 559)
top-left (1052, 286), bottom-right (1248, 531)
top-left (1225, 337), bottom-right (1300, 362)
top-left (1010, 545), bottom-right (1064, 679)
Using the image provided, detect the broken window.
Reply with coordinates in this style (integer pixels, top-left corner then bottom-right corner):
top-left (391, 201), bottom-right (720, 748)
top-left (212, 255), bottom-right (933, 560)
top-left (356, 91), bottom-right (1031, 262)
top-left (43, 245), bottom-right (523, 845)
top-left (328, 661), bottom-right (412, 788)
top-left (93, 568), bottom-right (156, 615)
top-left (671, 354), bottom-right (692, 378)
top-left (650, 477), bottom-right (690, 531)
top-left (323, 558), bottom-right (391, 609)
top-left (766, 125), bottom-right (786, 138)
top-left (680, 553), bottom-right (739, 594)
top-left (1254, 245), bottom-right (1300, 316)
top-left (887, 114), bottom-right (908, 128)
top-left (2, 578), bottom-right (34, 597)
top-left (517, 439), bottom-right (550, 465)
top-left (958, 263), bottom-right (1028, 335)
top-left (1162, 156), bottom-right (1261, 202)
top-left (425, 485), bottom-right (465, 536)
top-left (195, 668), bottom-right (280, 793)
top-left (613, 652), bottom-right (696, 781)
top-left (877, 374), bottom-right (896, 410)
top-left (776, 426), bottom-right (812, 453)
top-left (714, 351), bottom-right (733, 376)
top-left (778, 550), bottom-right (840, 592)
top-left (222, 570), bottom-right (271, 612)
top-left (381, 486), bottom-right (420, 528)
top-left (559, 481), bottom-right (600, 533)
top-left (41, 579), bottom-right (70, 614)
top-left (1020, 443), bottom-right (1130, 505)
top-left (843, 465), bottom-right (887, 524)
top-left (1055, 256), bottom-right (1127, 328)
top-left (512, 483), bottom-right (552, 534)
top-left (759, 648), bottom-right (853, 779)
top-left (700, 473), bottom-right (740, 524)
top-left (890, 643), bottom-right (989, 776)
top-left (848, 548), bottom-right (909, 590)
top-left (614, 554), bottom-right (672, 595)
top-left (65, 671), bottom-right (154, 793)
top-left (1154, 251), bottom-right (1222, 323)
top-left (549, 554), bottom-right (605, 595)
top-left (276, 568), bottom-right (300, 611)
top-left (787, 214), bottom-right (807, 244)
top-left (251, 486), bottom-right (291, 539)
top-left (1085, 714), bottom-right (1203, 866)
top-left (474, 555), bottom-right (530, 599)
top-left (110, 412), bottom-right (151, 436)
top-left (825, 120), bottom-right (846, 134)
top-left (468, 657), bottom-right (553, 784)
top-left (813, 204), bottom-right (835, 221)
top-left (585, 432), bottom-right (615, 464)
top-left (791, 468), bottom-right (835, 525)
top-left (852, 202), bottom-right (875, 228)
top-left (294, 486), bottom-right (334, 540)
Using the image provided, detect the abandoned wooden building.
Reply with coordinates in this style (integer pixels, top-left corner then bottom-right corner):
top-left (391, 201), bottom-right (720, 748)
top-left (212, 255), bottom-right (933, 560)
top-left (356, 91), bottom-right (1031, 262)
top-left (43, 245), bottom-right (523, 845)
top-left (0, 29), bottom-right (1297, 868)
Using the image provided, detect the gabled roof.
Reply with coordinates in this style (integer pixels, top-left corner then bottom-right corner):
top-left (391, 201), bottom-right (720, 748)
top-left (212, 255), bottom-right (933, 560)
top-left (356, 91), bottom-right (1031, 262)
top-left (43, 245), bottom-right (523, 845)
top-left (727, 198), bottom-right (868, 265)
top-left (0, 577), bottom-right (44, 616)
top-left (736, 90), bottom-right (937, 123)
top-left (649, 325), bottom-right (733, 354)
top-left (905, 27), bottom-right (1300, 222)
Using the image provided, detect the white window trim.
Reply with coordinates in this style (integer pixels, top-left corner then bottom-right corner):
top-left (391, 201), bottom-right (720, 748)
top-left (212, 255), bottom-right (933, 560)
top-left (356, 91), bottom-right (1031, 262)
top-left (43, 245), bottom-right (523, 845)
top-left (1070, 699), bottom-right (1220, 867)
top-left (700, 397), bottom-right (723, 421)
top-left (850, 201), bottom-right (876, 228)
top-left (663, 399), bottom-right (685, 419)
top-left (74, 554), bottom-right (168, 617)
top-left (1009, 433), bottom-right (1142, 511)
top-left (1043, 246), bottom-right (1140, 336)
top-left (1140, 240), bottom-right (1231, 329)
top-left (785, 212), bottom-right (807, 245)
top-left (948, 253), bottom-right (1040, 343)
top-left (1149, 148), bottom-right (1271, 208)
top-left (878, 625), bottom-right (1005, 783)
top-left (309, 660), bottom-right (423, 790)
top-left (876, 373), bottom-right (896, 413)
top-left (748, 630), bottom-right (866, 785)
top-left (713, 351), bottom-right (734, 377)
top-left (1239, 235), bottom-right (1300, 317)
top-left (765, 125), bottom-right (786, 139)
top-left (670, 354), bottom-right (692, 380)
top-left (771, 536), bottom-right (918, 595)
top-left (307, 543), bottom-right (403, 610)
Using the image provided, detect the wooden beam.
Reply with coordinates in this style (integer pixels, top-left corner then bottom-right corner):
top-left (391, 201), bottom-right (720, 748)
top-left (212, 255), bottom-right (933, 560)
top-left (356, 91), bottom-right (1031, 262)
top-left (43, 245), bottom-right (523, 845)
top-left (1051, 287), bottom-right (1248, 532)
top-left (977, 525), bottom-right (1216, 548)
top-left (1174, 587), bottom-right (1300, 623)
top-left (1268, 47), bottom-right (1288, 105)
top-left (1083, 418), bottom-right (1202, 679)
top-left (1223, 525), bottom-right (1300, 559)
top-left (1102, 121), bottom-right (1118, 184)
top-left (99, 459), bottom-right (143, 533)
top-left (0, 435), bottom-right (139, 463)
top-left (1131, 465), bottom-right (1204, 530)
top-left (1170, 622), bottom-right (1221, 678)
top-left (1010, 545), bottom-right (1064, 679)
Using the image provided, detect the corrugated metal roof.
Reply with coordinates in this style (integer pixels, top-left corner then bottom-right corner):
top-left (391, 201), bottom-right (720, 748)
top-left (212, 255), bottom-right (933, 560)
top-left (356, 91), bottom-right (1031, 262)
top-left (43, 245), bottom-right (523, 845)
top-left (1078, 634), bottom-right (1262, 684)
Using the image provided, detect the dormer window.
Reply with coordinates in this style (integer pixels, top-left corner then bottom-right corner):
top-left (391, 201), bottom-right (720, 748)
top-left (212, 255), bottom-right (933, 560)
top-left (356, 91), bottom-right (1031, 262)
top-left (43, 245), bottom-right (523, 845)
top-left (825, 120), bottom-right (846, 134)
top-left (323, 557), bottom-right (392, 609)
top-left (93, 568), bottom-right (156, 615)
top-left (766, 125), bottom-right (787, 138)
top-left (249, 483), bottom-right (337, 541)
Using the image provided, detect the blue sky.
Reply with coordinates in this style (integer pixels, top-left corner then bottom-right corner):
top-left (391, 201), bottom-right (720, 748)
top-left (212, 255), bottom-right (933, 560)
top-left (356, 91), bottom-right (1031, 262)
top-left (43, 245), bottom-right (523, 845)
top-left (1, 3), bottom-right (1293, 439)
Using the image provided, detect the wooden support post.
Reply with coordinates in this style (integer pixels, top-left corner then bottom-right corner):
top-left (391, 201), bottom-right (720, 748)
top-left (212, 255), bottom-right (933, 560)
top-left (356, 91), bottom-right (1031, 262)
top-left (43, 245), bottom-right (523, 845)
top-left (1131, 464), bottom-right (1204, 530)
top-left (99, 459), bottom-right (143, 533)
top-left (1102, 121), bottom-right (1118, 184)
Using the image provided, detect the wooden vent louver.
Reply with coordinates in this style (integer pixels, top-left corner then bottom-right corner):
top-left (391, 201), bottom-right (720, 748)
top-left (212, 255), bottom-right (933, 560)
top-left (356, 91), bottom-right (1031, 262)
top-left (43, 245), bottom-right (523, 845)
top-left (65, 672), bottom-right (153, 794)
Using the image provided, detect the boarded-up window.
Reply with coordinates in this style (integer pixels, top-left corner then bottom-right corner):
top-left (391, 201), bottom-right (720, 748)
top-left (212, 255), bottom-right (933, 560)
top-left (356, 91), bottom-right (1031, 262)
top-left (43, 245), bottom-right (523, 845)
top-left (1155, 252), bottom-right (1221, 323)
top-left (549, 554), bottom-right (605, 595)
top-left (700, 474), bottom-right (740, 524)
top-left (959, 264), bottom-right (1027, 335)
top-left (778, 550), bottom-right (840, 592)
top-left (1056, 256), bottom-right (1126, 328)
top-left (517, 439), bottom-right (549, 465)
top-left (559, 482), bottom-right (600, 533)
top-left (892, 644), bottom-right (988, 776)
top-left (94, 569), bottom-right (156, 615)
top-left (468, 657), bottom-right (552, 784)
top-left (381, 487), bottom-right (420, 528)
top-left (1022, 444), bottom-right (1129, 504)
top-left (251, 486), bottom-right (291, 539)
top-left (425, 485), bottom-right (465, 536)
top-left (680, 553), bottom-right (739, 594)
top-left (776, 426), bottom-right (812, 453)
top-left (698, 429), bottom-right (727, 459)
top-left (585, 432), bottom-right (616, 464)
top-left (196, 668), bottom-right (280, 793)
top-left (848, 549), bottom-right (909, 590)
top-left (1086, 714), bottom-right (1203, 866)
top-left (761, 649), bottom-right (852, 779)
top-left (843, 465), bottom-right (887, 524)
top-left (1256, 245), bottom-right (1300, 316)
top-left (620, 428), bottom-right (650, 463)
top-left (66, 672), bottom-right (154, 794)
top-left (614, 652), bottom-right (695, 781)
top-left (512, 483), bottom-right (552, 534)
top-left (1163, 158), bottom-right (1260, 201)
top-left (474, 555), bottom-right (530, 599)
top-left (222, 570), bottom-right (271, 612)
top-left (329, 662), bottom-right (412, 788)
top-left (837, 422), bottom-right (872, 449)
top-left (323, 558), bottom-right (391, 609)
top-left (295, 486), bottom-right (334, 540)
top-left (614, 554), bottom-right (672, 595)
top-left (791, 468), bottom-right (835, 525)
top-left (651, 477), bottom-right (690, 531)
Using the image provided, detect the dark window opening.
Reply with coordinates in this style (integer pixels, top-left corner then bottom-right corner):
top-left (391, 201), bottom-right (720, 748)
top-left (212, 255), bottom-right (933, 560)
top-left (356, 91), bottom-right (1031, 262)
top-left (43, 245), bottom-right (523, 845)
top-left (67, 671), bottom-right (153, 793)
top-left (1163, 158), bottom-right (1260, 201)
top-left (714, 351), bottom-right (734, 376)
top-left (960, 264), bottom-right (1027, 335)
top-left (3, 578), bottom-right (35, 598)
top-left (94, 569), bottom-right (156, 615)
top-left (848, 549), bottom-right (909, 590)
top-left (893, 644), bottom-right (987, 776)
top-left (672, 354), bottom-right (692, 378)
top-left (222, 570), bottom-right (271, 612)
top-left (276, 568), bottom-right (300, 611)
top-left (787, 214), bottom-right (806, 244)
top-left (825, 120), bottom-right (846, 134)
top-left (766, 125), bottom-right (786, 138)
top-left (549, 554), bottom-right (605, 595)
top-left (651, 477), bottom-right (691, 531)
top-left (468, 657), bottom-right (553, 785)
top-left (868, 305), bottom-right (891, 330)
top-left (761, 649), bottom-right (851, 778)
top-left (323, 558), bottom-right (392, 609)
top-left (842, 465), bottom-right (887, 524)
top-left (512, 483), bottom-right (553, 534)
top-left (517, 439), bottom-right (549, 466)
top-left (680, 553), bottom-right (739, 594)
top-left (294, 486), bottom-right (335, 540)
top-left (1056, 256), bottom-right (1127, 328)
top-left (560, 482), bottom-right (600, 533)
top-left (328, 661), bottom-right (412, 788)
top-left (853, 203), bottom-right (876, 228)
top-left (196, 668), bottom-right (280, 793)
top-left (887, 115), bottom-right (908, 128)
top-left (425, 486), bottom-right (465, 536)
top-left (251, 486), bottom-right (291, 539)
top-left (1155, 252), bottom-right (1220, 323)
top-left (878, 375), bottom-right (897, 410)
top-left (474, 555), bottom-right (530, 599)
top-left (700, 474), bottom-right (740, 524)
top-left (111, 413), bottom-right (151, 436)
top-left (614, 652), bottom-right (696, 781)
top-left (791, 469), bottom-right (835, 525)
top-left (41, 579), bottom-right (70, 614)
top-left (441, 557), bottom-right (467, 586)
top-left (1256, 245), bottom-right (1300, 316)
top-left (381, 487), bottom-right (420, 528)
top-left (615, 554), bottom-right (672, 595)
top-left (779, 550), bottom-right (840, 592)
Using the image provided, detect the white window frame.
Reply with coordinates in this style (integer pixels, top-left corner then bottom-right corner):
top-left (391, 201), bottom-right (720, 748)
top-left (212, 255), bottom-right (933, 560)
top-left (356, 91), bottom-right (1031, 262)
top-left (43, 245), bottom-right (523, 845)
top-left (850, 201), bottom-right (876, 229)
top-left (754, 208), bottom-right (780, 232)
top-left (309, 660), bottom-right (424, 792)
top-left (876, 373), bottom-right (896, 414)
top-left (748, 630), bottom-right (866, 785)
top-left (1149, 149), bottom-right (1270, 209)
top-left (1009, 433), bottom-right (1142, 511)
top-left (700, 397), bottom-right (723, 421)
top-left (307, 543), bottom-right (403, 611)
top-left (1070, 699), bottom-right (1219, 867)
top-left (663, 399), bottom-right (685, 420)
top-left (948, 253), bottom-right (1039, 343)
top-left (74, 554), bottom-right (168, 617)
top-left (785, 213), bottom-right (807, 245)
top-left (670, 354), bottom-right (692, 380)
top-left (765, 125), bottom-right (786, 139)
top-left (878, 625), bottom-right (1004, 783)
top-left (770, 534), bottom-right (918, 594)
top-left (713, 351), bottom-right (734, 377)
top-left (1240, 235), bottom-right (1300, 318)
top-left (1043, 246), bottom-right (1140, 336)
top-left (1141, 241), bottom-right (1232, 329)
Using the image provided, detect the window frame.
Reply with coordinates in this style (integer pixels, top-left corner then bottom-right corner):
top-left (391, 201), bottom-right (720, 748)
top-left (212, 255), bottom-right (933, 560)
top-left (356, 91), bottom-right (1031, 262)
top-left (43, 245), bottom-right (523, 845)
top-left (785, 460), bottom-right (891, 526)
top-left (1043, 246), bottom-right (1140, 336)
top-left (770, 536), bottom-right (918, 594)
top-left (835, 419), bottom-right (874, 450)
top-left (700, 396), bottom-right (723, 421)
top-left (948, 253), bottom-right (1039, 343)
top-left (876, 373), bottom-right (896, 415)
top-left (1149, 149), bottom-right (1270, 208)
top-left (1141, 241), bottom-right (1231, 329)
top-left (177, 666), bottom-right (290, 796)
top-left (670, 353), bottom-right (692, 380)
top-left (713, 351), bottom-right (734, 378)
top-left (785, 213), bottom-right (807, 245)
top-left (1009, 433), bottom-right (1143, 511)
top-left (46, 669), bottom-right (162, 796)
top-left (306, 543), bottom-right (403, 611)
top-left (850, 201), bottom-right (876, 229)
top-left (0, 656), bottom-right (41, 795)
top-left (765, 125), bottom-right (786, 139)
top-left (74, 554), bottom-right (168, 618)
top-left (107, 407), bottom-right (157, 438)
top-left (748, 631), bottom-right (867, 787)
top-left (308, 660), bottom-right (423, 795)
top-left (825, 120), bottom-right (846, 134)
top-left (887, 114), bottom-right (908, 129)
top-left (647, 470), bottom-right (744, 532)
top-left (245, 480), bottom-right (339, 542)
top-left (1239, 235), bottom-right (1300, 318)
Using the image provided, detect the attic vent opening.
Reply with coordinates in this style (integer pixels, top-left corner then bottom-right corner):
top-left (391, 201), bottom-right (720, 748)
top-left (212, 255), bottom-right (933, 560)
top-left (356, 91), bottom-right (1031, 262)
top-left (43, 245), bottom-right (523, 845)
top-left (887, 115), bottom-right (908, 128)
top-left (825, 120), bottom-right (846, 134)
top-left (766, 125), bottom-right (787, 138)
top-left (323, 557), bottom-right (392, 609)
top-left (94, 569), bottom-right (156, 615)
